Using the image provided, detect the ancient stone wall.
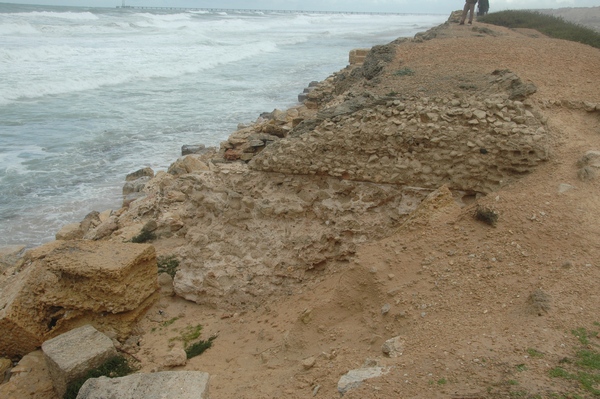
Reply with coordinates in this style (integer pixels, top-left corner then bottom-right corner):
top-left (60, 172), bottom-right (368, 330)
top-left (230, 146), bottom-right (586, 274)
top-left (250, 88), bottom-right (550, 194)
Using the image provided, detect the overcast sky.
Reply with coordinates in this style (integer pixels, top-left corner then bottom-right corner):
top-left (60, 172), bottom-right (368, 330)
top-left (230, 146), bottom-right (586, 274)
top-left (3, 0), bottom-right (598, 14)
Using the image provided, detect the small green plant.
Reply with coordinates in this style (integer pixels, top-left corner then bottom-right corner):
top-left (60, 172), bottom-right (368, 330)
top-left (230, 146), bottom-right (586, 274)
top-left (157, 255), bottom-right (179, 278)
top-left (64, 356), bottom-right (134, 399)
top-left (508, 379), bottom-right (519, 385)
top-left (572, 328), bottom-right (598, 346)
top-left (168, 324), bottom-right (217, 359)
top-left (577, 349), bottom-right (600, 370)
top-left (549, 367), bottom-right (570, 378)
top-left (527, 348), bottom-right (545, 358)
top-left (131, 229), bottom-right (156, 243)
top-left (394, 67), bottom-right (415, 77)
top-left (549, 327), bottom-right (600, 396)
top-left (437, 378), bottom-right (447, 385)
top-left (161, 317), bottom-right (180, 327)
top-left (185, 335), bottom-right (216, 359)
top-left (516, 364), bottom-right (528, 372)
top-left (474, 205), bottom-right (498, 226)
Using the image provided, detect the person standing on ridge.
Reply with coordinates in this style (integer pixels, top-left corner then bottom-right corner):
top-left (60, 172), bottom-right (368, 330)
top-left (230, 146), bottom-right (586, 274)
top-left (460, 0), bottom-right (478, 25)
top-left (478, 0), bottom-right (490, 16)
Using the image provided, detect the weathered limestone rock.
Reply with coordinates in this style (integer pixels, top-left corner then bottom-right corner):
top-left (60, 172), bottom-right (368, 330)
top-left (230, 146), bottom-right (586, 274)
top-left (577, 150), bottom-right (600, 181)
top-left (0, 240), bottom-right (158, 358)
top-left (381, 336), bottom-right (405, 358)
top-left (0, 263), bottom-right (48, 358)
top-left (182, 144), bottom-right (211, 156)
top-left (56, 223), bottom-right (84, 241)
top-left (337, 366), bottom-right (390, 395)
top-left (42, 325), bottom-right (117, 398)
top-left (0, 245), bottom-right (25, 272)
top-left (126, 167), bottom-right (154, 182)
top-left (39, 240), bottom-right (157, 313)
top-left (0, 351), bottom-right (55, 399)
top-left (161, 347), bottom-right (187, 368)
top-left (168, 155), bottom-right (210, 176)
top-left (76, 371), bottom-right (210, 399)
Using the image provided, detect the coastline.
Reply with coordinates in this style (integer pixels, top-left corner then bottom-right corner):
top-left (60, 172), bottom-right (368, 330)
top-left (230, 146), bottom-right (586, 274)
top-left (2, 12), bottom-right (600, 399)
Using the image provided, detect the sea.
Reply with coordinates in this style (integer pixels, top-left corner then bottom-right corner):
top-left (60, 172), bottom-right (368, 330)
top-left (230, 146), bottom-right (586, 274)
top-left (0, 2), bottom-right (447, 248)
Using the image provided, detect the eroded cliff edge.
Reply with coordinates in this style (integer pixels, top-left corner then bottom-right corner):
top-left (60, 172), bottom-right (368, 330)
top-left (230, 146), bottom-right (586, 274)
top-left (2, 14), bottom-right (600, 399)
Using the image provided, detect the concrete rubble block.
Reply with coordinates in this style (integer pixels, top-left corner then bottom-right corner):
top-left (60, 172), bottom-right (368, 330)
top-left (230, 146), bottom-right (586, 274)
top-left (76, 371), bottom-right (210, 399)
top-left (42, 325), bottom-right (118, 398)
top-left (40, 240), bottom-right (158, 313)
top-left (337, 366), bottom-right (390, 395)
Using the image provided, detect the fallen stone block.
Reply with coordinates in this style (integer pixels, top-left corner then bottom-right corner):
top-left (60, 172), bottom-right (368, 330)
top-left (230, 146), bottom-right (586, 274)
top-left (76, 371), bottom-right (210, 399)
top-left (1, 240), bottom-right (157, 358)
top-left (42, 325), bottom-right (117, 398)
top-left (40, 240), bottom-right (157, 314)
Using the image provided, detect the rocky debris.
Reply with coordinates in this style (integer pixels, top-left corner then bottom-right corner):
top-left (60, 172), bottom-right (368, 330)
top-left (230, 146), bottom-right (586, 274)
top-left (298, 80), bottom-right (320, 103)
top-left (577, 150), bottom-right (600, 181)
top-left (0, 351), bottom-right (55, 399)
top-left (337, 366), bottom-right (390, 395)
top-left (56, 223), bottom-right (85, 241)
top-left (216, 107), bottom-right (304, 162)
top-left (528, 289), bottom-right (551, 316)
top-left (126, 167), bottom-right (155, 182)
top-left (0, 240), bottom-right (158, 358)
top-left (1, 357), bottom-right (11, 381)
top-left (0, 245), bottom-right (25, 272)
top-left (301, 356), bottom-right (316, 370)
top-left (42, 325), bottom-right (118, 397)
top-left (381, 335), bottom-right (405, 358)
top-left (161, 347), bottom-right (187, 368)
top-left (76, 371), bottom-right (210, 399)
top-left (168, 155), bottom-right (210, 176)
top-left (181, 144), bottom-right (215, 156)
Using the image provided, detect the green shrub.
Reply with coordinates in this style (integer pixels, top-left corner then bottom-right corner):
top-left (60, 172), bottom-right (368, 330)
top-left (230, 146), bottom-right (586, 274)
top-left (157, 255), bottom-right (179, 278)
top-left (479, 11), bottom-right (600, 49)
top-left (185, 336), bottom-right (216, 359)
top-left (63, 356), bottom-right (134, 399)
top-left (131, 229), bottom-right (156, 243)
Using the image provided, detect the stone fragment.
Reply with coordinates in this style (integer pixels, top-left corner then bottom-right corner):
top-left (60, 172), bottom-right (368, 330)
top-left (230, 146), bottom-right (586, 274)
top-left (337, 366), bottom-right (390, 395)
top-left (42, 325), bottom-right (118, 397)
top-left (382, 335), bottom-right (405, 357)
top-left (55, 223), bottom-right (84, 241)
top-left (126, 167), bottom-right (154, 182)
top-left (161, 348), bottom-right (187, 368)
top-left (302, 356), bottom-right (316, 370)
top-left (76, 371), bottom-right (210, 399)
top-left (558, 183), bottom-right (576, 194)
top-left (0, 357), bottom-right (11, 377)
top-left (0, 245), bottom-right (25, 272)
top-left (0, 351), bottom-right (55, 399)
top-left (181, 144), bottom-right (208, 156)
top-left (168, 155), bottom-right (209, 176)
